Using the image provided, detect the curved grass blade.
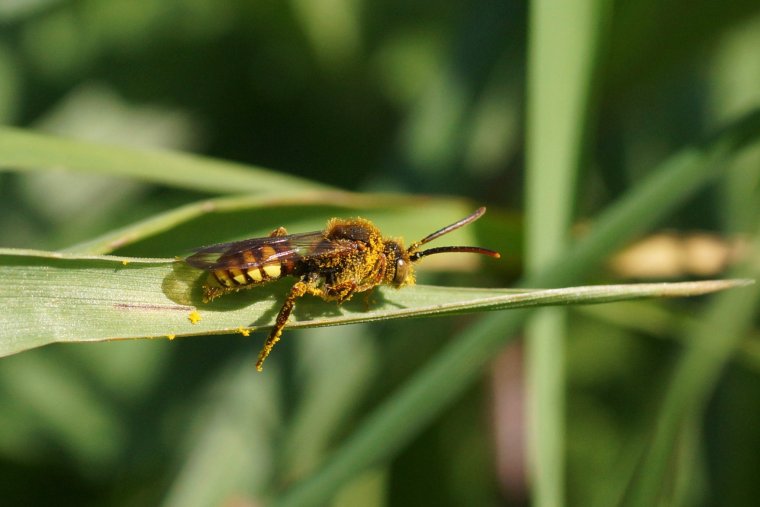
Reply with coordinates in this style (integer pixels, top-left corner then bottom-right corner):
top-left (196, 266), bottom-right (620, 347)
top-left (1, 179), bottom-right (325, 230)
top-left (0, 125), bottom-right (327, 194)
top-left (64, 192), bottom-right (485, 255)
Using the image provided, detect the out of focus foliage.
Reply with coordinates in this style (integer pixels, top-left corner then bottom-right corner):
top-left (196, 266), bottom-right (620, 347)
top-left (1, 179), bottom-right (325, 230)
top-left (0, 0), bottom-right (759, 506)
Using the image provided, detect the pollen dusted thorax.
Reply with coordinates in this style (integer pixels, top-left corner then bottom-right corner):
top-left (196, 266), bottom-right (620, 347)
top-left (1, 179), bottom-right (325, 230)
top-left (314, 217), bottom-right (415, 300)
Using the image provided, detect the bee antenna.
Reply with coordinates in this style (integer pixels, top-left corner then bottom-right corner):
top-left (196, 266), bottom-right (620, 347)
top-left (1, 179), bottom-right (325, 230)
top-left (409, 246), bottom-right (500, 262)
top-left (407, 207), bottom-right (489, 253)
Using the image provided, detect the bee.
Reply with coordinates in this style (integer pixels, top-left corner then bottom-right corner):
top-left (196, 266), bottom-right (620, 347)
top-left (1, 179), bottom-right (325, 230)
top-left (185, 207), bottom-right (500, 371)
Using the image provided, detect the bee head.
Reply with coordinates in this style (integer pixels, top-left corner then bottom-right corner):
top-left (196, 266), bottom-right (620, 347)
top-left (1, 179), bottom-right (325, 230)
top-left (384, 240), bottom-right (415, 287)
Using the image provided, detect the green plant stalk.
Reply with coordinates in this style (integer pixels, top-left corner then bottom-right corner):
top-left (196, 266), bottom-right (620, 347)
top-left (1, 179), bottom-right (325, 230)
top-left (525, 0), bottom-right (611, 504)
top-left (272, 109), bottom-right (760, 507)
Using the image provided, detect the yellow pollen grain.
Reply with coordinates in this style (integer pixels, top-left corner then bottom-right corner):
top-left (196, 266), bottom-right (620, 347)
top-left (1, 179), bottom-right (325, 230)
top-left (188, 310), bottom-right (202, 324)
top-left (167, 334), bottom-right (176, 340)
top-left (121, 260), bottom-right (130, 266)
top-left (237, 326), bottom-right (251, 337)
top-left (263, 264), bottom-right (281, 278)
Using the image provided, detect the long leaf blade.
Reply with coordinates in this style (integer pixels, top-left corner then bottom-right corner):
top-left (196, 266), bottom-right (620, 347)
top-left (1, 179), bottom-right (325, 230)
top-left (0, 126), bottom-right (326, 194)
top-left (0, 248), bottom-right (747, 358)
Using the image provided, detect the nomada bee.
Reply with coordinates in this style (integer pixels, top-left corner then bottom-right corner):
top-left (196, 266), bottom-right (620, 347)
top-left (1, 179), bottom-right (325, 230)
top-left (185, 207), bottom-right (500, 371)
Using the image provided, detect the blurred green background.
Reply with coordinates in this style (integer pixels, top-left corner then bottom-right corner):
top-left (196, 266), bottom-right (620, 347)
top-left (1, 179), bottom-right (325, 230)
top-left (1, 0), bottom-right (760, 506)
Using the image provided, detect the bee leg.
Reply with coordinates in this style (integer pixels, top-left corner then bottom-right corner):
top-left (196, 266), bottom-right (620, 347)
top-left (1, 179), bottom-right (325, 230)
top-left (269, 226), bottom-right (288, 237)
top-left (325, 281), bottom-right (358, 303)
top-left (255, 279), bottom-right (322, 371)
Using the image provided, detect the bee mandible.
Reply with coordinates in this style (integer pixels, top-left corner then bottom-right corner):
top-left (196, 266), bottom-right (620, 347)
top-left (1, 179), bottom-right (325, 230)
top-left (185, 207), bottom-right (500, 371)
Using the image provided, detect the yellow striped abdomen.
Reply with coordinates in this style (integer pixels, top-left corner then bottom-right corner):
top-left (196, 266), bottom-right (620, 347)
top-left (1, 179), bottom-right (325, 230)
top-left (211, 262), bottom-right (283, 288)
top-left (201, 244), bottom-right (295, 302)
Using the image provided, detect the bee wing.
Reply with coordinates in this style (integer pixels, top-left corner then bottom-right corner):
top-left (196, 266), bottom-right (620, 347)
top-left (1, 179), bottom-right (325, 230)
top-left (185, 230), bottom-right (353, 271)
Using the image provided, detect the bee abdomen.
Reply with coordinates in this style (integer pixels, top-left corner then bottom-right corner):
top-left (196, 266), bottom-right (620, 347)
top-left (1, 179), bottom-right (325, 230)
top-left (211, 264), bottom-right (281, 287)
top-left (211, 244), bottom-right (297, 288)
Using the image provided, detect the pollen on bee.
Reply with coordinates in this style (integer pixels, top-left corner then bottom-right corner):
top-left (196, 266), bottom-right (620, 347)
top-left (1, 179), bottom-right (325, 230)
top-left (188, 310), bottom-right (202, 324)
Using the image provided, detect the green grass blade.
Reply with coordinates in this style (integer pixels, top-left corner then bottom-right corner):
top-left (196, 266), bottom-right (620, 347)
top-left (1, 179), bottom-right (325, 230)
top-left (622, 266), bottom-right (760, 506)
top-left (0, 247), bottom-right (747, 358)
top-left (576, 302), bottom-right (760, 373)
top-left (63, 192), bottom-right (491, 255)
top-left (619, 211), bottom-right (760, 506)
top-left (272, 109), bottom-right (760, 507)
top-left (535, 110), bottom-right (760, 288)
top-left (0, 126), bottom-right (326, 194)
top-left (525, 0), bottom-right (611, 503)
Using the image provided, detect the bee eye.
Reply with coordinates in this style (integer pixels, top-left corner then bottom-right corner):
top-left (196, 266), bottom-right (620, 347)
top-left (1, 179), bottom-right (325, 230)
top-left (393, 258), bottom-right (409, 286)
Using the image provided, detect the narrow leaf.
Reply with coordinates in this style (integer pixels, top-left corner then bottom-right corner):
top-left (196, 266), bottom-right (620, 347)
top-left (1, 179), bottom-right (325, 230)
top-left (0, 248), bottom-right (748, 358)
top-left (0, 126), bottom-right (326, 194)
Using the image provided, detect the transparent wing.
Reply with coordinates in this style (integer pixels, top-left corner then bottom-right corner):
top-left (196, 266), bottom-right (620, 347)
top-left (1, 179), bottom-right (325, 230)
top-left (185, 230), bottom-right (353, 271)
